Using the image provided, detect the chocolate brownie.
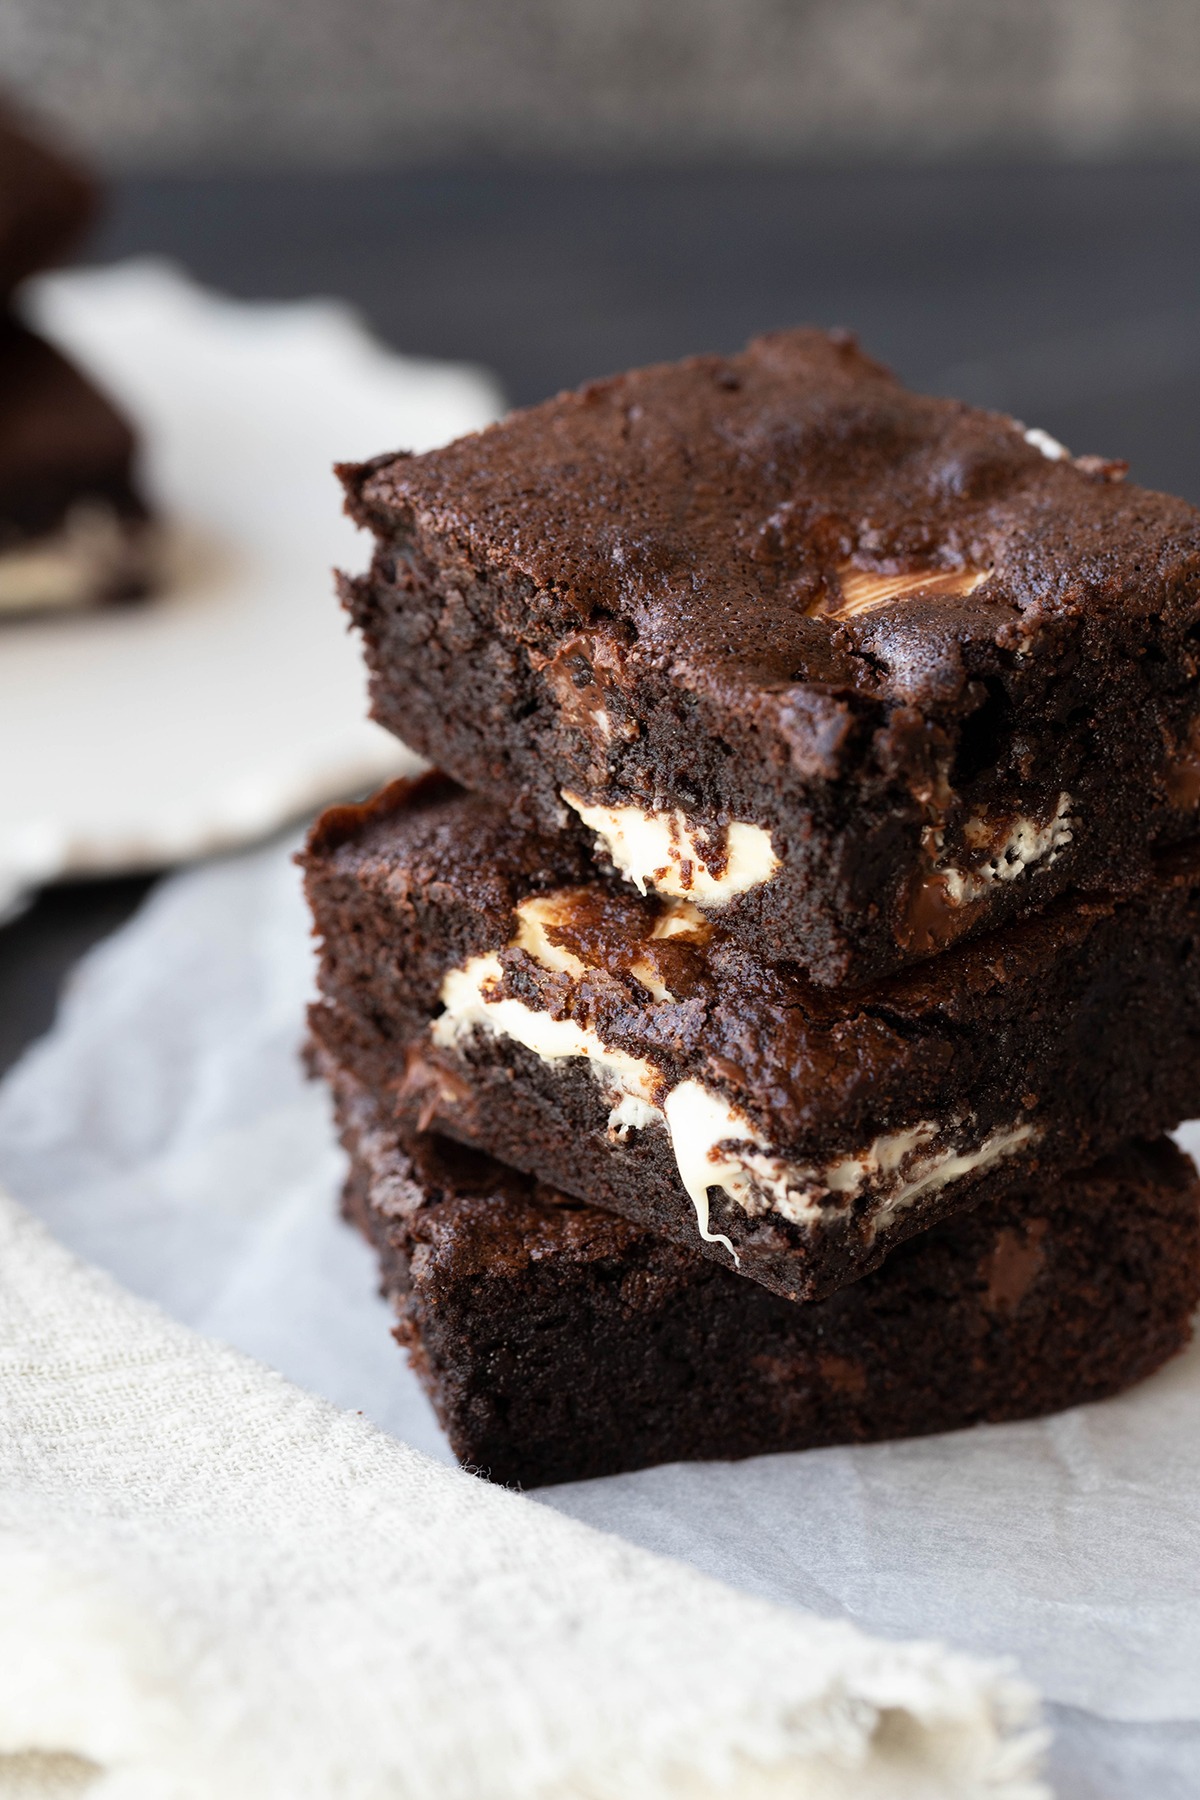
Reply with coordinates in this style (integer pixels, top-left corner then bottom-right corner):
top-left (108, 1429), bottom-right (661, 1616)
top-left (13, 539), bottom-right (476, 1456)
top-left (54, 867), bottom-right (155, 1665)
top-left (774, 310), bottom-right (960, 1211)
top-left (327, 1060), bottom-right (1200, 1487)
top-left (339, 328), bottom-right (1200, 986)
top-left (0, 318), bottom-right (154, 615)
top-left (0, 99), bottom-right (96, 297)
top-left (303, 774), bottom-right (1200, 1303)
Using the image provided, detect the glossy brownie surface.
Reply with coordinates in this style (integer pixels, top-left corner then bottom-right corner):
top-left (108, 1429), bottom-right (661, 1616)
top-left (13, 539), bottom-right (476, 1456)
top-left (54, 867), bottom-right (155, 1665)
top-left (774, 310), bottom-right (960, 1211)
top-left (340, 329), bottom-right (1200, 984)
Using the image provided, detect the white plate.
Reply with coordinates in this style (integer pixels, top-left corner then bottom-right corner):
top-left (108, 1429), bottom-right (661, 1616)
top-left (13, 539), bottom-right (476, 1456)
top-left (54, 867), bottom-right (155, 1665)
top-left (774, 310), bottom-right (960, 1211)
top-left (0, 259), bottom-right (503, 916)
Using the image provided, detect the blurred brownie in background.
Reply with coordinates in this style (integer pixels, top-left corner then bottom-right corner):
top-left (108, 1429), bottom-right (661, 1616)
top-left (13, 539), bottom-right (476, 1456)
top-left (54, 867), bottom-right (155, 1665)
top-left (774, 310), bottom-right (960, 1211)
top-left (0, 98), bottom-right (96, 298)
top-left (0, 318), bottom-right (154, 615)
top-left (0, 95), bottom-right (156, 615)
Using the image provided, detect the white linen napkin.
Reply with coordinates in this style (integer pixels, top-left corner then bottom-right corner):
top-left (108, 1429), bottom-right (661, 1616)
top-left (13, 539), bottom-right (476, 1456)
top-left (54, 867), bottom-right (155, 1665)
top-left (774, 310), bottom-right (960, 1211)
top-left (0, 1187), bottom-right (1046, 1800)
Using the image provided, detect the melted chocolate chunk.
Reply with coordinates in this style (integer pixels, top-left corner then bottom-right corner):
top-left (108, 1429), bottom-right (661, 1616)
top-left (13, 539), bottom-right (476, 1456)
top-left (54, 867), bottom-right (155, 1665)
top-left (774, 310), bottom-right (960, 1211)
top-left (982, 1220), bottom-right (1048, 1312)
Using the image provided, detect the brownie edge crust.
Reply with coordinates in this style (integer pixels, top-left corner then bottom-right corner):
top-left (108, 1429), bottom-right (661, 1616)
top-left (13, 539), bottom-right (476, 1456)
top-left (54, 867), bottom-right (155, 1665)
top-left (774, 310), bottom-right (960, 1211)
top-left (339, 327), bottom-right (1200, 987)
top-left (326, 1059), bottom-right (1200, 1489)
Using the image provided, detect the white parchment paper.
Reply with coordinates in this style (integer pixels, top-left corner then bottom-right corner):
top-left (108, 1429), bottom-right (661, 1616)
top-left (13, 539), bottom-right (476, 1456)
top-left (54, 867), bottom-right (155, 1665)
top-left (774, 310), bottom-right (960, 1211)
top-left (1, 838), bottom-right (1198, 1798)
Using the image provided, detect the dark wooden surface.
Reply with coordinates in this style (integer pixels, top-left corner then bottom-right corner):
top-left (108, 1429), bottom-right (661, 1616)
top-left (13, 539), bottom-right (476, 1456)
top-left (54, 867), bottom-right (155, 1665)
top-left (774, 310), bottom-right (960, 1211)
top-left (4, 159), bottom-right (1200, 1073)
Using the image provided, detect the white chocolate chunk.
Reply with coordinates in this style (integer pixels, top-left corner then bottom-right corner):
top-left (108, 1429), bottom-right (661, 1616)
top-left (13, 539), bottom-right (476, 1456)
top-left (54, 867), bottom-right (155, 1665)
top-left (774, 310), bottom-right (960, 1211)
top-left (511, 895), bottom-right (588, 980)
top-left (831, 565), bottom-right (989, 620)
top-left (939, 795), bottom-right (1074, 906)
top-left (627, 957), bottom-right (675, 1004)
top-left (564, 792), bottom-right (780, 907)
top-left (1024, 426), bottom-right (1070, 462)
top-left (434, 953), bottom-right (662, 1105)
top-left (650, 899), bottom-right (711, 942)
top-left (661, 1079), bottom-right (765, 1255)
top-left (866, 1124), bottom-right (1038, 1232)
top-left (606, 1091), bottom-right (660, 1141)
top-left (433, 950), bottom-right (1040, 1256)
top-left (514, 894), bottom-right (675, 1001)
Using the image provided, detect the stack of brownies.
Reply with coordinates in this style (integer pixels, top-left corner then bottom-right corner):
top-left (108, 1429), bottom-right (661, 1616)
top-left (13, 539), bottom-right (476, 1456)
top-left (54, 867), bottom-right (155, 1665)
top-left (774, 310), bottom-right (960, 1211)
top-left (304, 329), bottom-right (1200, 1487)
top-left (0, 99), bottom-right (153, 617)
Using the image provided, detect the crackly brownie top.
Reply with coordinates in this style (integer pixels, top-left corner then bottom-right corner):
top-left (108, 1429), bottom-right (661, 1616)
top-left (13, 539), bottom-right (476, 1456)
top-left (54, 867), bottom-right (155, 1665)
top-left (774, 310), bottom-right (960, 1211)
top-left (0, 101), bottom-right (97, 294)
top-left (342, 328), bottom-right (1200, 696)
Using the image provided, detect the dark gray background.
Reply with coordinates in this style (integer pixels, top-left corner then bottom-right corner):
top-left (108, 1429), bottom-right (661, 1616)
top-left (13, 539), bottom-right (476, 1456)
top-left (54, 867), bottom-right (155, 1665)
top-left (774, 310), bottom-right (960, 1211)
top-left (3, 0), bottom-right (1200, 167)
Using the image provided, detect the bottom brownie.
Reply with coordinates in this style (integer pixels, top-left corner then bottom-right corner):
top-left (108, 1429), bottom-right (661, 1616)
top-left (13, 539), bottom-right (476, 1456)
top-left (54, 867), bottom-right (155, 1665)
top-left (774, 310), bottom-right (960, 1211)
top-left (327, 1060), bottom-right (1200, 1489)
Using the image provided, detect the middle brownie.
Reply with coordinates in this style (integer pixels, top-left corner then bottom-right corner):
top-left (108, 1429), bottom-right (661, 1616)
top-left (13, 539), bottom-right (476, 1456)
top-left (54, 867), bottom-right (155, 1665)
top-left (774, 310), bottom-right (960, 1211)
top-left (303, 773), bottom-right (1200, 1304)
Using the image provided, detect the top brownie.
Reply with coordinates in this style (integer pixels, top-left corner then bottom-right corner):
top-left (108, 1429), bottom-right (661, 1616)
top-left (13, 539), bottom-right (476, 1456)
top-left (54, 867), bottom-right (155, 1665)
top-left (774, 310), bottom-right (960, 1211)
top-left (340, 329), bottom-right (1200, 986)
top-left (0, 100), bottom-right (96, 297)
